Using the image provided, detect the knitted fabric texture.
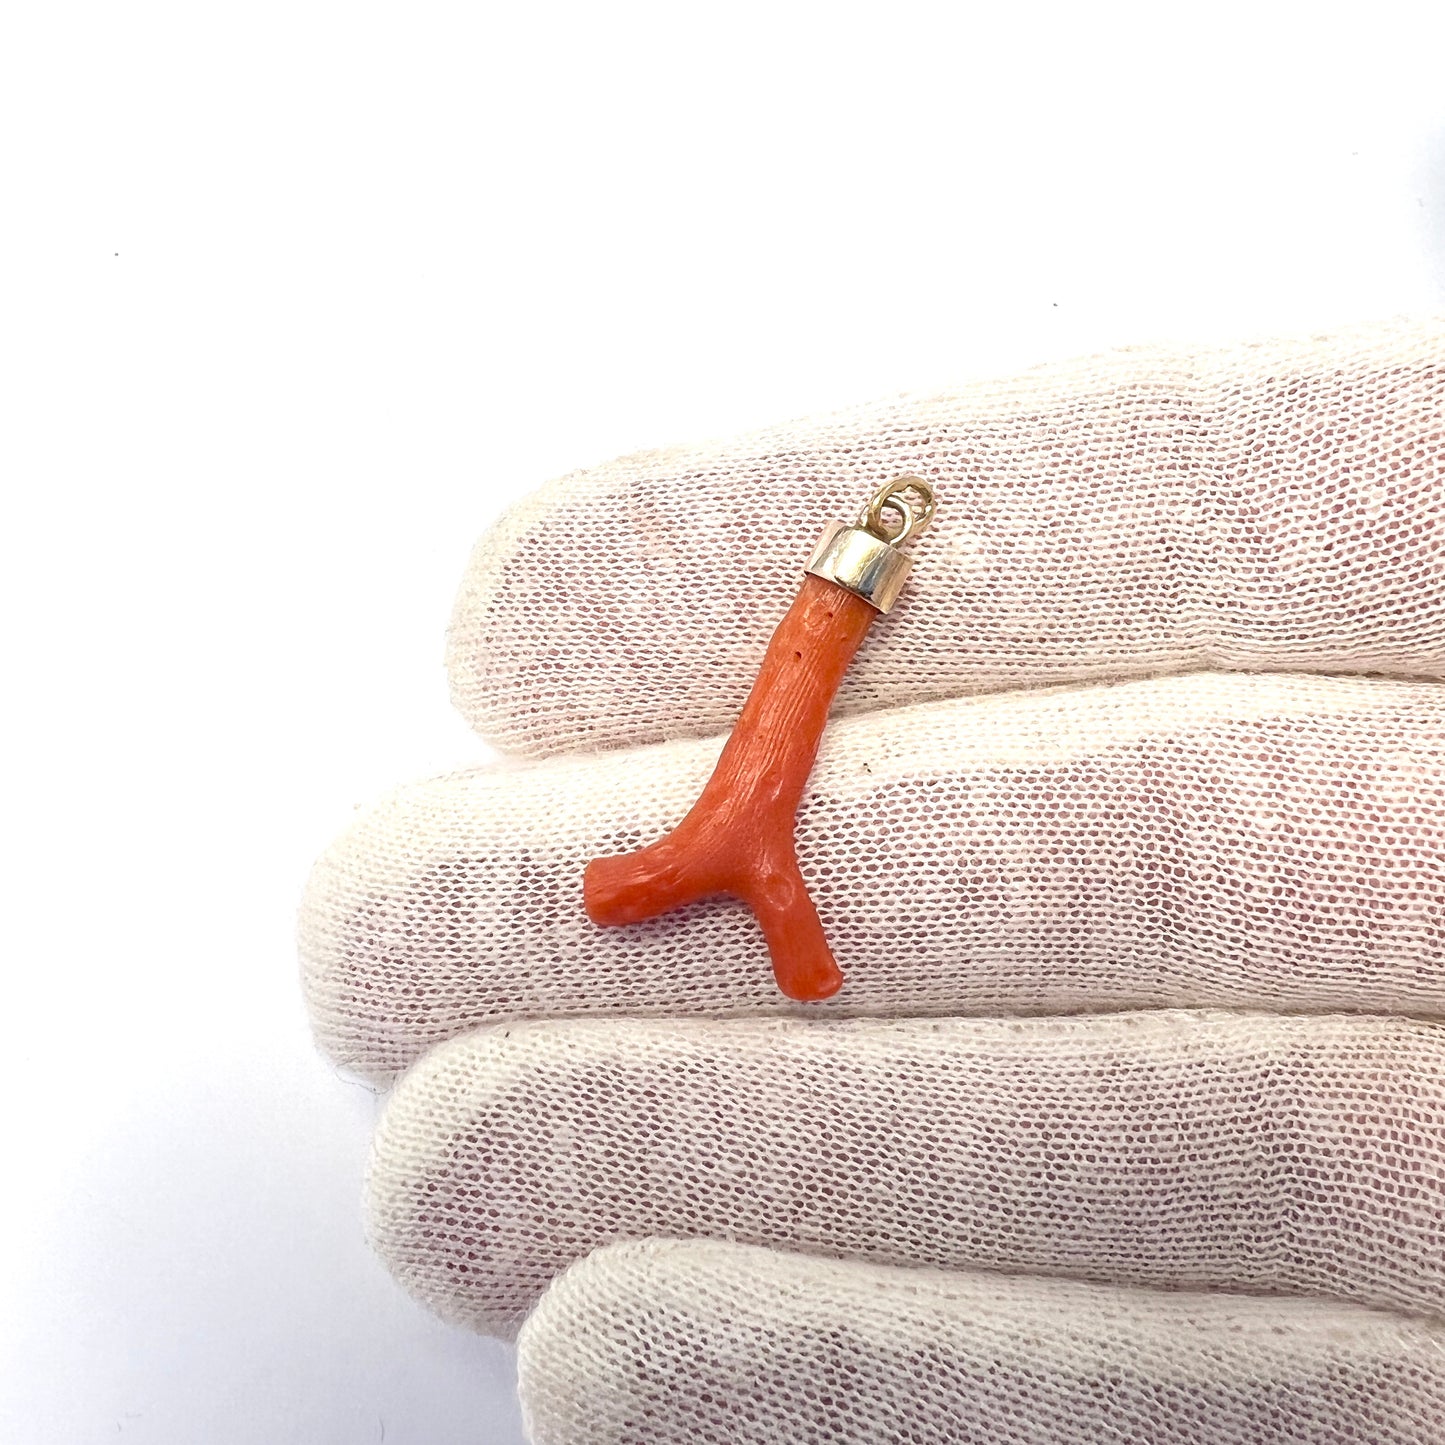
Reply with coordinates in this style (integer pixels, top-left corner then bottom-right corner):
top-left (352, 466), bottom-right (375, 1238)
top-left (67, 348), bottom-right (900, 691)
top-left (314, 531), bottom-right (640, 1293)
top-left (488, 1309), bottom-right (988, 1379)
top-left (447, 316), bottom-right (1444, 759)
top-left (301, 672), bottom-right (1445, 1081)
top-left (365, 1011), bottom-right (1445, 1336)
top-left (518, 1241), bottom-right (1445, 1445)
top-left (299, 320), bottom-right (1445, 1438)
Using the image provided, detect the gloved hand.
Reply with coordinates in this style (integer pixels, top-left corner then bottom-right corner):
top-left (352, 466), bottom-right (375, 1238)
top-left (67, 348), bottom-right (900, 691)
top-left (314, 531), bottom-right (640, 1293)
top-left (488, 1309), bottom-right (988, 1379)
top-left (300, 317), bottom-right (1445, 1444)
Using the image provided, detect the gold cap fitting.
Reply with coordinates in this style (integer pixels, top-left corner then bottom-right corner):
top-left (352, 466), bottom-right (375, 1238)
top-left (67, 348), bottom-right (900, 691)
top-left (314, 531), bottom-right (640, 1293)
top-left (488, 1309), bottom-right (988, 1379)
top-left (804, 477), bottom-right (935, 614)
top-left (805, 522), bottom-right (913, 612)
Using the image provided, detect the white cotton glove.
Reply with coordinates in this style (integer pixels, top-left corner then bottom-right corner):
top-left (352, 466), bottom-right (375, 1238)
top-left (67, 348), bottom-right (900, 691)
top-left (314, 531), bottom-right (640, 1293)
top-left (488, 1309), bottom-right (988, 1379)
top-left (300, 318), bottom-right (1445, 1444)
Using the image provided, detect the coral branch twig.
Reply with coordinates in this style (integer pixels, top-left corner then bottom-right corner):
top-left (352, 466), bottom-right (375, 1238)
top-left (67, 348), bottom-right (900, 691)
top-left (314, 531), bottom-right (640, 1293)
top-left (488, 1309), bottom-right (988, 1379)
top-left (584, 574), bottom-right (873, 1000)
top-left (584, 478), bottom-right (935, 1000)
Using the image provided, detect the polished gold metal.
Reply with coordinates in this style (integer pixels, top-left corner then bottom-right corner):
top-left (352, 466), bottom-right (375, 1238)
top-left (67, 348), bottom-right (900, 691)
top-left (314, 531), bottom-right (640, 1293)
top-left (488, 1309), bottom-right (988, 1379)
top-left (861, 476), bottom-right (936, 546)
top-left (804, 477), bottom-right (937, 613)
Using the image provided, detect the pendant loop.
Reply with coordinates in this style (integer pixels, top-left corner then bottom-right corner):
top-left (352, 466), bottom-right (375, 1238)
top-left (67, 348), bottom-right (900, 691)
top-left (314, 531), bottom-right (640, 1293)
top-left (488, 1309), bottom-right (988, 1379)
top-left (859, 476), bottom-right (936, 547)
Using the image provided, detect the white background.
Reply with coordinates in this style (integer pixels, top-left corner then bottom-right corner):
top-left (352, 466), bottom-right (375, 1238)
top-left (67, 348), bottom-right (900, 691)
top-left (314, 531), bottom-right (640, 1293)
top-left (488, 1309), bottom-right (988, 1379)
top-left (2, 3), bottom-right (1443, 1442)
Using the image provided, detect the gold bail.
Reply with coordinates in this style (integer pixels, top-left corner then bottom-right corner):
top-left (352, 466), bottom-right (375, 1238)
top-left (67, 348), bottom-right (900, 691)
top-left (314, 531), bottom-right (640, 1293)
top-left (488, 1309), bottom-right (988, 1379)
top-left (858, 476), bottom-right (936, 546)
top-left (804, 477), bottom-right (936, 613)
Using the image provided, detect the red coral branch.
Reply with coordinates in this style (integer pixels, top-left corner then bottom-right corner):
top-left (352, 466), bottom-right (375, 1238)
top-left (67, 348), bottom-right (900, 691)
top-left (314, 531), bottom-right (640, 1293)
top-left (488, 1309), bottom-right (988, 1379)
top-left (584, 573), bottom-right (875, 1000)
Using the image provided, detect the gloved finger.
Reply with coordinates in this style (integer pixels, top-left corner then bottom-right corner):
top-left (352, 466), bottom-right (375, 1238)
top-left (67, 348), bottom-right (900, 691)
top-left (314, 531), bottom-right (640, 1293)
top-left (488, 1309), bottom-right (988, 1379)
top-left (363, 1011), bottom-right (1445, 1336)
top-left (301, 672), bottom-right (1445, 1082)
top-left (518, 1240), bottom-right (1445, 1445)
top-left (447, 316), bottom-right (1445, 758)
